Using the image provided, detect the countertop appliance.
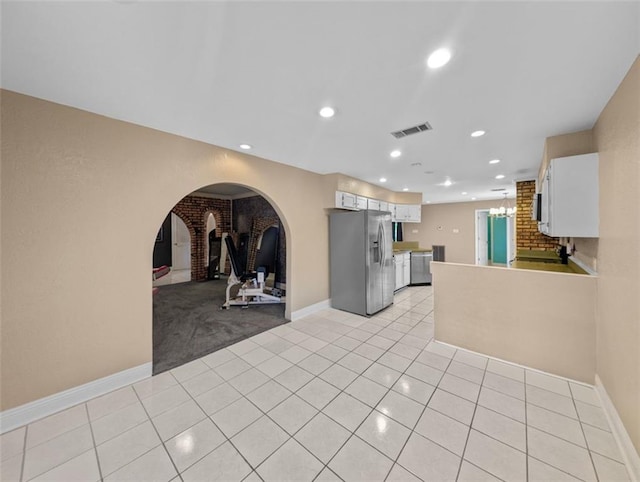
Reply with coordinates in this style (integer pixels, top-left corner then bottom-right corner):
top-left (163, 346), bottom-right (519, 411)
top-left (330, 210), bottom-right (394, 316)
top-left (410, 251), bottom-right (433, 285)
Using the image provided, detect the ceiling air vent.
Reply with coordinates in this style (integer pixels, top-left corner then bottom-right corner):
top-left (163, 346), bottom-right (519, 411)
top-left (391, 122), bottom-right (432, 139)
top-left (491, 188), bottom-right (507, 192)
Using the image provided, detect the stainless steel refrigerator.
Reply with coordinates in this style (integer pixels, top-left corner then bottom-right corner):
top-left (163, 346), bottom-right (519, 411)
top-left (330, 210), bottom-right (395, 316)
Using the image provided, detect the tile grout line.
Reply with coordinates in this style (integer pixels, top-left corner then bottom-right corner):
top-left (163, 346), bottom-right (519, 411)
top-left (19, 422), bottom-right (27, 482)
top-left (83, 403), bottom-right (104, 482)
top-left (570, 382), bottom-right (601, 481)
top-left (454, 354), bottom-right (488, 481)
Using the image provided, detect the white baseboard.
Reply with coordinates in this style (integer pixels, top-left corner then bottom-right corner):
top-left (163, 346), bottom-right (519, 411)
top-left (0, 363), bottom-right (152, 434)
top-left (595, 375), bottom-right (640, 482)
top-left (291, 299), bottom-right (330, 321)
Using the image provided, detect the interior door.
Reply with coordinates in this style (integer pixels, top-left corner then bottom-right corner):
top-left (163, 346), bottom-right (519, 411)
top-left (171, 213), bottom-right (191, 270)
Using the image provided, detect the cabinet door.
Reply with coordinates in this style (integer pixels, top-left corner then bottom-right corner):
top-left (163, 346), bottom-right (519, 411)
top-left (394, 258), bottom-right (403, 291)
top-left (357, 196), bottom-right (368, 210)
top-left (336, 191), bottom-right (358, 210)
top-left (407, 205), bottom-right (422, 223)
top-left (379, 201), bottom-right (389, 212)
top-left (368, 199), bottom-right (381, 211)
top-left (395, 205), bottom-right (409, 221)
top-left (403, 254), bottom-right (411, 286)
top-left (388, 203), bottom-right (396, 221)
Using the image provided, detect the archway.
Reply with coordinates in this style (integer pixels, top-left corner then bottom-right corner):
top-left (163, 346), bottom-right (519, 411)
top-left (151, 182), bottom-right (289, 374)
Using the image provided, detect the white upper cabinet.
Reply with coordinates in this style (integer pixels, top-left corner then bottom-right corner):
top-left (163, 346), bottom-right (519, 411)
top-left (539, 153), bottom-right (599, 237)
top-left (334, 192), bottom-right (420, 222)
top-left (368, 198), bottom-right (381, 210)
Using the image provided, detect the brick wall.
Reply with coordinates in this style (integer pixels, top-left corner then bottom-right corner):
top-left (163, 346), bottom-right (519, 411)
top-left (171, 195), bottom-right (232, 281)
top-left (516, 181), bottom-right (559, 251)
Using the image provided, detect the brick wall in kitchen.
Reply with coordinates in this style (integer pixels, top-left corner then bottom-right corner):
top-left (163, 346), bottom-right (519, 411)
top-left (516, 180), bottom-right (559, 251)
top-left (172, 195), bottom-right (232, 280)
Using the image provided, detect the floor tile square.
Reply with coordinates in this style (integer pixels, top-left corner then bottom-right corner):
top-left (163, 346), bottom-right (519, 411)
top-left (323, 392), bottom-right (372, 432)
top-left (367, 335), bottom-right (396, 350)
top-left (23, 424), bottom-right (94, 481)
top-left (377, 351), bottom-right (412, 372)
top-left (151, 399), bottom-right (206, 441)
top-left (526, 384), bottom-right (577, 418)
top-left (87, 387), bottom-right (138, 422)
top-left (257, 438), bottom-right (323, 482)
top-left (274, 365), bottom-right (313, 392)
top-left (486, 359), bottom-right (524, 382)
top-left (569, 383), bottom-right (600, 406)
top-left (170, 359), bottom-right (209, 383)
top-left (298, 335), bottom-right (329, 353)
top-left (386, 463), bottom-right (421, 482)
top-left (329, 435), bottom-right (394, 481)
top-left (26, 404), bottom-right (89, 449)
top-left (446, 360), bottom-right (485, 384)
top-left (231, 416), bottom-right (290, 467)
top-left (415, 350), bottom-right (451, 371)
top-left (363, 362), bottom-right (402, 388)
top-left (296, 377), bottom-right (340, 410)
top-left (424, 341), bottom-right (456, 359)
top-left (333, 335), bottom-right (361, 351)
top-left (262, 337), bottom-right (296, 355)
top-left (201, 348), bottom-right (237, 369)
top-left (241, 346), bottom-right (276, 366)
top-left (294, 412), bottom-right (350, 463)
top-left (482, 372), bottom-right (525, 400)
top-left (165, 418), bottom-right (225, 473)
top-left (472, 406), bottom-right (526, 451)
top-left (464, 429), bottom-right (526, 481)
top-left (141, 384), bottom-right (191, 418)
top-left (30, 449), bottom-right (100, 482)
top-left (297, 353), bottom-right (333, 375)
top-left (453, 350), bottom-right (488, 369)
top-left (477, 386), bottom-right (525, 423)
top-left (280, 345), bottom-right (313, 364)
top-left (458, 460), bottom-right (502, 481)
top-left (1, 427), bottom-right (25, 461)
top-left (583, 423), bottom-right (624, 462)
top-left (356, 411), bottom-right (411, 459)
top-left (315, 467), bottom-right (343, 481)
top-left (317, 343), bottom-right (349, 362)
top-left (344, 375), bottom-right (388, 407)
top-left (133, 371), bottom-right (178, 400)
top-left (337, 352), bottom-right (373, 374)
top-left (528, 456), bottom-right (583, 481)
top-left (246, 379), bottom-right (292, 413)
top-left (375, 390), bottom-right (424, 429)
top-left (438, 372), bottom-right (481, 402)
top-left (257, 355), bottom-right (294, 378)
top-left (104, 445), bottom-right (176, 482)
top-left (214, 357), bottom-right (253, 380)
top-left (96, 421), bottom-right (160, 477)
top-left (319, 363), bottom-right (358, 390)
top-left (353, 342), bottom-right (385, 361)
top-left (180, 369), bottom-right (224, 398)
top-left (1, 453), bottom-right (22, 482)
top-left (405, 360), bottom-right (444, 386)
top-left (575, 400), bottom-right (610, 430)
top-left (397, 432), bottom-right (460, 481)
top-left (526, 370), bottom-right (571, 397)
top-left (228, 367), bottom-right (270, 395)
top-left (194, 381), bottom-right (241, 415)
top-left (414, 407), bottom-right (469, 455)
top-left (428, 389), bottom-right (475, 425)
top-left (210, 397), bottom-right (262, 438)
top-left (228, 339), bottom-right (260, 356)
top-left (91, 401), bottom-right (148, 445)
top-left (268, 395), bottom-right (318, 435)
top-left (527, 403), bottom-right (586, 447)
top-left (181, 441), bottom-right (252, 482)
top-left (527, 426), bottom-right (597, 481)
top-left (388, 342), bottom-right (421, 360)
top-left (591, 452), bottom-right (631, 481)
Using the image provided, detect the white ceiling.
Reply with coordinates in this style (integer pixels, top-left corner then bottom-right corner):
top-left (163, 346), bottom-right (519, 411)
top-left (2, 1), bottom-right (638, 204)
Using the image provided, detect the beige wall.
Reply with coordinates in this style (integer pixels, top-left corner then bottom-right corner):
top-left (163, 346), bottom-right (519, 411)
top-left (593, 57), bottom-right (640, 452)
top-left (0, 90), bottom-right (404, 410)
top-left (538, 129), bottom-right (594, 185)
top-left (432, 262), bottom-right (597, 383)
top-left (404, 199), bottom-right (508, 264)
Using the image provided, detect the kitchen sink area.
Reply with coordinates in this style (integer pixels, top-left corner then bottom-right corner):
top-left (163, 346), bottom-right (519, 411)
top-left (512, 249), bottom-right (590, 275)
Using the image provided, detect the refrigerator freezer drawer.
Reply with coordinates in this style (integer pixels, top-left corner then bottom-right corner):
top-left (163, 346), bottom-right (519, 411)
top-left (410, 252), bottom-right (433, 284)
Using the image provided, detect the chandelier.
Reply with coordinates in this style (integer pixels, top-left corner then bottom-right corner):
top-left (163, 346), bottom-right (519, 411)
top-left (490, 193), bottom-right (517, 217)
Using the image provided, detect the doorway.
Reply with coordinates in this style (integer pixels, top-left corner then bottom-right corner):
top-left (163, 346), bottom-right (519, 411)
top-left (476, 210), bottom-right (515, 266)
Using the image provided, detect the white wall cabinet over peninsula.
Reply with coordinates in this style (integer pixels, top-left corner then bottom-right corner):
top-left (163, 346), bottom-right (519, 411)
top-left (334, 191), bottom-right (421, 223)
top-left (539, 153), bottom-right (599, 238)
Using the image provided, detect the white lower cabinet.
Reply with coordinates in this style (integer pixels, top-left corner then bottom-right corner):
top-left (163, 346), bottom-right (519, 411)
top-left (394, 252), bottom-right (411, 291)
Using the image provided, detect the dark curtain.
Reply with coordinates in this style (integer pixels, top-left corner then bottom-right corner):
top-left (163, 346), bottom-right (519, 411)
top-left (393, 222), bottom-right (403, 242)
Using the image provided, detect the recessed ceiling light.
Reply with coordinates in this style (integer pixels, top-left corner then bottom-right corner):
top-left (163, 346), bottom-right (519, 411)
top-left (471, 197), bottom-right (477, 200)
top-left (319, 106), bottom-right (335, 118)
top-left (471, 130), bottom-right (485, 138)
top-left (426, 201), bottom-right (431, 204)
top-left (390, 150), bottom-right (402, 158)
top-left (402, 187), bottom-right (409, 192)
top-left (495, 174), bottom-right (505, 179)
top-left (461, 192), bottom-right (467, 195)
top-left (239, 144), bottom-right (252, 150)
top-left (443, 179), bottom-right (452, 187)
top-left (489, 159), bottom-right (501, 164)
top-left (427, 48), bottom-right (452, 69)
top-left (379, 177), bottom-right (387, 183)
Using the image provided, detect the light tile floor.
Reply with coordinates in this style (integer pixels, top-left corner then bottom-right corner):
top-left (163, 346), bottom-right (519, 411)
top-left (0, 286), bottom-right (632, 481)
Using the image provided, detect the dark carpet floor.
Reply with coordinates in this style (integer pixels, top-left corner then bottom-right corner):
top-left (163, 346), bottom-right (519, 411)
top-left (152, 277), bottom-right (287, 374)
